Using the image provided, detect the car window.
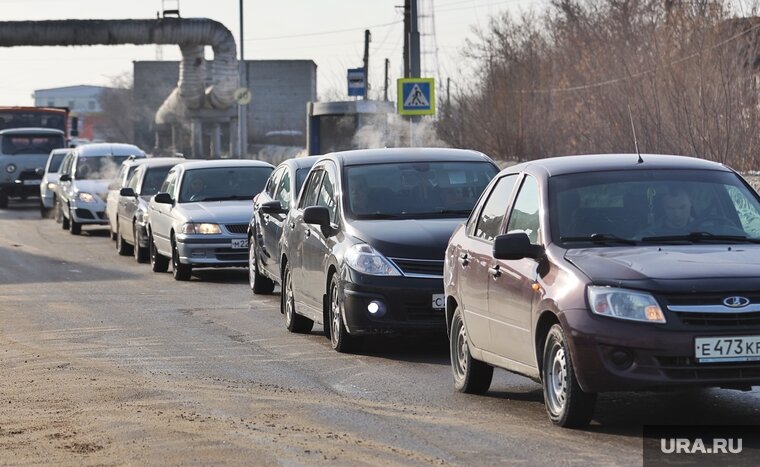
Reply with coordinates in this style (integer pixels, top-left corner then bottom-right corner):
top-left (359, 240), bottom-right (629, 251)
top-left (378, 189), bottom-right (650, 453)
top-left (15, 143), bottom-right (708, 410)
top-left (60, 154), bottom-right (73, 175)
top-left (178, 166), bottom-right (272, 203)
top-left (75, 155), bottom-right (130, 180)
top-left (506, 175), bottom-right (540, 244)
top-left (161, 170), bottom-right (177, 196)
top-left (141, 165), bottom-right (174, 197)
top-left (127, 168), bottom-right (141, 191)
top-left (473, 174), bottom-right (518, 241)
top-left (116, 164), bottom-right (129, 185)
top-left (48, 153), bottom-right (66, 172)
top-left (265, 168), bottom-right (284, 198)
top-left (273, 169), bottom-right (291, 208)
top-left (316, 167), bottom-right (337, 222)
top-left (299, 170), bottom-right (324, 209)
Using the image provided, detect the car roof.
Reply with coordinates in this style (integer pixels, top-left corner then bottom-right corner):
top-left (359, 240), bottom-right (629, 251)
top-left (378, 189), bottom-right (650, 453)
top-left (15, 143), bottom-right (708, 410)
top-left (134, 157), bottom-right (185, 169)
top-left (0, 127), bottom-right (65, 135)
top-left (507, 154), bottom-right (731, 177)
top-left (175, 159), bottom-right (274, 171)
top-left (279, 156), bottom-right (318, 171)
top-left (75, 143), bottom-right (145, 157)
top-left (49, 148), bottom-right (70, 155)
top-left (322, 147), bottom-right (495, 167)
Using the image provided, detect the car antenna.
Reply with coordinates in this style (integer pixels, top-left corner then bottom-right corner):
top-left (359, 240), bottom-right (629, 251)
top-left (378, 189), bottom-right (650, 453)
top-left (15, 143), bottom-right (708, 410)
top-left (627, 104), bottom-right (643, 164)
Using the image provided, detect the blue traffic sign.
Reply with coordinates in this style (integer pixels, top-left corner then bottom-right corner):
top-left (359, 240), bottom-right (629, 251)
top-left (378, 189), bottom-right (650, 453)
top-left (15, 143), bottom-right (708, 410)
top-left (397, 78), bottom-right (435, 115)
top-left (347, 68), bottom-right (366, 97)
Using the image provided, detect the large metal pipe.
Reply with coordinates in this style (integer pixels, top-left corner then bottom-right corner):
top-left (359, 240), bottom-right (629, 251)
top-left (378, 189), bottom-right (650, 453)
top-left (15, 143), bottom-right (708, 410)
top-left (0, 18), bottom-right (238, 124)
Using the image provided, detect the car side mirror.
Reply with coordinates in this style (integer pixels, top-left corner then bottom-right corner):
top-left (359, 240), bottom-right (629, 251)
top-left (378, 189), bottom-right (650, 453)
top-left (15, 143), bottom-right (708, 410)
top-left (303, 205), bottom-right (331, 227)
top-left (493, 233), bottom-right (544, 260)
top-left (120, 187), bottom-right (137, 197)
top-left (153, 192), bottom-right (173, 205)
top-left (261, 200), bottom-right (286, 214)
top-left (59, 173), bottom-right (71, 182)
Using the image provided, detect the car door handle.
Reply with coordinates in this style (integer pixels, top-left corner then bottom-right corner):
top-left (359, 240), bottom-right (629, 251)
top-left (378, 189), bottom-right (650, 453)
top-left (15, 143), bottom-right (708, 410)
top-left (305, 229), bottom-right (311, 238)
top-left (488, 265), bottom-right (501, 277)
top-left (290, 221), bottom-right (295, 228)
top-left (263, 214), bottom-right (270, 224)
top-left (458, 254), bottom-right (469, 266)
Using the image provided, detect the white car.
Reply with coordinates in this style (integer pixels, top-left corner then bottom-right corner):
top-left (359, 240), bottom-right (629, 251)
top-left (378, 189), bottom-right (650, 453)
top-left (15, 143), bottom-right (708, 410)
top-left (39, 148), bottom-right (70, 218)
top-left (147, 159), bottom-right (273, 281)
top-left (56, 143), bottom-right (145, 235)
top-left (106, 156), bottom-right (150, 240)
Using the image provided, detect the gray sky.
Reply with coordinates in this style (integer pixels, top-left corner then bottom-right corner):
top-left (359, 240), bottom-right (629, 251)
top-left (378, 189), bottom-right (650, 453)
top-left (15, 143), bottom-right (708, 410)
top-left (0, 0), bottom-right (544, 105)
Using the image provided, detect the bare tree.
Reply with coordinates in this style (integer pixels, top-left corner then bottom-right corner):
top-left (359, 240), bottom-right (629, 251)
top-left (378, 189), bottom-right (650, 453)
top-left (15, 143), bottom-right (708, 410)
top-left (97, 72), bottom-right (135, 143)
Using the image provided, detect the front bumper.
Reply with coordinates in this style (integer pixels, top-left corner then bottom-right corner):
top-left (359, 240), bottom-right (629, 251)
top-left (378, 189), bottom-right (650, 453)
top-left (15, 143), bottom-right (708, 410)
top-left (69, 200), bottom-right (108, 225)
top-left (1, 180), bottom-right (42, 198)
top-left (562, 308), bottom-right (760, 393)
top-left (341, 268), bottom-right (446, 335)
top-left (176, 234), bottom-right (248, 267)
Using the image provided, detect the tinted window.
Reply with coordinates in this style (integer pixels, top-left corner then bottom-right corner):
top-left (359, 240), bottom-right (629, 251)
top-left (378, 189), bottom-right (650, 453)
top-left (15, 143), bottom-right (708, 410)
top-left (295, 168), bottom-right (310, 193)
top-left (474, 174), bottom-right (518, 241)
top-left (48, 153), bottom-right (66, 172)
top-left (549, 169), bottom-right (760, 245)
top-left (160, 170), bottom-right (176, 194)
top-left (274, 170), bottom-right (291, 207)
top-left (265, 168), bottom-right (283, 198)
top-left (141, 166), bottom-right (174, 196)
top-left (506, 176), bottom-right (540, 244)
top-left (2, 134), bottom-right (64, 155)
top-left (76, 155), bottom-right (131, 180)
top-left (299, 170), bottom-right (324, 208)
top-left (178, 166), bottom-right (273, 203)
top-left (317, 170), bottom-right (337, 222)
top-left (344, 162), bottom-right (497, 219)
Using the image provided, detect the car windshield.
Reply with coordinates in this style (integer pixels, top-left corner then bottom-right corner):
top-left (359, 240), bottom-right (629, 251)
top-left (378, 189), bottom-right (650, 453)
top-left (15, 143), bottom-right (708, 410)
top-left (76, 155), bottom-right (131, 180)
top-left (344, 161), bottom-right (497, 219)
top-left (550, 169), bottom-right (760, 246)
top-left (141, 165), bottom-right (173, 196)
top-left (2, 134), bottom-right (64, 155)
top-left (179, 166), bottom-right (273, 203)
top-left (48, 153), bottom-right (66, 172)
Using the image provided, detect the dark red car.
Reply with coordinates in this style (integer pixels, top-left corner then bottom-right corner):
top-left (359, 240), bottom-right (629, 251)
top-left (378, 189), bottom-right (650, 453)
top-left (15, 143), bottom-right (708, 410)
top-left (444, 154), bottom-right (760, 427)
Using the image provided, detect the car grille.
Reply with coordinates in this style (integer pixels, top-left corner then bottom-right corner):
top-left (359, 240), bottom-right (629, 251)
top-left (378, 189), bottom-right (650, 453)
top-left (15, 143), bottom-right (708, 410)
top-left (214, 248), bottom-right (247, 261)
top-left (225, 224), bottom-right (248, 234)
top-left (17, 169), bottom-right (40, 181)
top-left (655, 356), bottom-right (760, 380)
top-left (663, 293), bottom-right (760, 327)
top-left (389, 258), bottom-right (444, 277)
top-left (402, 296), bottom-right (442, 321)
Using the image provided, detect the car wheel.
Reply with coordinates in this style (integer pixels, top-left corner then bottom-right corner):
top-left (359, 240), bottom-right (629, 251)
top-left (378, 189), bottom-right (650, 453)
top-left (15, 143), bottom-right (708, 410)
top-left (542, 324), bottom-right (596, 427)
top-left (249, 240), bottom-right (274, 294)
top-left (116, 223), bottom-right (133, 256)
top-left (328, 275), bottom-right (358, 353)
top-left (149, 231), bottom-right (169, 273)
top-left (0, 192), bottom-right (8, 209)
top-left (171, 236), bottom-right (192, 281)
top-left (450, 306), bottom-right (493, 394)
top-left (282, 265), bottom-right (313, 333)
top-left (69, 208), bottom-right (81, 235)
top-left (133, 223), bottom-right (148, 263)
top-left (40, 201), bottom-right (50, 218)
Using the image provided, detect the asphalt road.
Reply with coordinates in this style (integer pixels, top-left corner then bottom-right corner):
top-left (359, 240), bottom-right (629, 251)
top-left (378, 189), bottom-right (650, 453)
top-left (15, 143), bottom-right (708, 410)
top-left (1, 202), bottom-right (759, 465)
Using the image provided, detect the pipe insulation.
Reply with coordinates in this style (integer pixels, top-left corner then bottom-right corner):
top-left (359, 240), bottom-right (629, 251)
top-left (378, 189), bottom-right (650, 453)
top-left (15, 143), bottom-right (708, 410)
top-left (0, 18), bottom-right (238, 124)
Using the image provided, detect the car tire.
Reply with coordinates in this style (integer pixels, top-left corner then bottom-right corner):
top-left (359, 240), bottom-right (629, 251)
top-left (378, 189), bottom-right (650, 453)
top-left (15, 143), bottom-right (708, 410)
top-left (249, 239), bottom-right (274, 294)
top-left (40, 202), bottom-right (51, 218)
top-left (149, 231), bottom-right (169, 273)
top-left (116, 224), bottom-right (133, 256)
top-left (171, 236), bottom-right (192, 281)
top-left (69, 209), bottom-right (81, 235)
top-left (0, 193), bottom-right (8, 209)
top-left (450, 306), bottom-right (493, 394)
top-left (61, 206), bottom-right (69, 230)
top-left (282, 265), bottom-right (313, 333)
top-left (133, 223), bottom-right (148, 263)
top-left (328, 275), bottom-right (359, 353)
top-left (542, 324), bottom-right (596, 428)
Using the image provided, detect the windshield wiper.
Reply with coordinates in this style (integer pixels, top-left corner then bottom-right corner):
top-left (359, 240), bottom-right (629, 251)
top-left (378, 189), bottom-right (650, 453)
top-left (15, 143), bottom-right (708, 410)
top-left (196, 195), bottom-right (250, 202)
top-left (354, 213), bottom-right (408, 220)
top-left (560, 233), bottom-right (638, 245)
top-left (641, 232), bottom-right (760, 244)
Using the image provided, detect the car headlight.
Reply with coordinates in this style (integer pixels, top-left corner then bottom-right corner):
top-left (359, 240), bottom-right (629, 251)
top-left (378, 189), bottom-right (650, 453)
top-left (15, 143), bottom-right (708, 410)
top-left (77, 192), bottom-right (95, 203)
top-left (5, 164), bottom-right (16, 173)
top-left (587, 286), bottom-right (666, 323)
top-left (344, 244), bottom-right (401, 276)
top-left (47, 182), bottom-right (56, 190)
top-left (181, 222), bottom-right (222, 234)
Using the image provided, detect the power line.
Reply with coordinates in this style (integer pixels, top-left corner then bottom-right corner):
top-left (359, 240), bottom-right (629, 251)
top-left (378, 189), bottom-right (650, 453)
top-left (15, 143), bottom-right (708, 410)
top-left (245, 20), bottom-right (402, 42)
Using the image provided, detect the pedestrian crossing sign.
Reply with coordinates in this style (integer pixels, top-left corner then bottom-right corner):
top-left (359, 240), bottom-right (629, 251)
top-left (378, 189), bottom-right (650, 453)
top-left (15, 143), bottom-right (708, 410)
top-left (398, 78), bottom-right (435, 115)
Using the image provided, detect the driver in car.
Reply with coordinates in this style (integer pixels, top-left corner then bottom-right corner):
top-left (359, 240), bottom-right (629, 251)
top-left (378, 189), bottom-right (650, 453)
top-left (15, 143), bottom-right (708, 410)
top-left (640, 188), bottom-right (695, 236)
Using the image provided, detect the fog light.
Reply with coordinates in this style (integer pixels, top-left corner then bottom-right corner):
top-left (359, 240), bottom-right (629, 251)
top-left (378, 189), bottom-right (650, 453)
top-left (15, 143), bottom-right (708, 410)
top-left (367, 300), bottom-right (386, 317)
top-left (610, 348), bottom-right (634, 369)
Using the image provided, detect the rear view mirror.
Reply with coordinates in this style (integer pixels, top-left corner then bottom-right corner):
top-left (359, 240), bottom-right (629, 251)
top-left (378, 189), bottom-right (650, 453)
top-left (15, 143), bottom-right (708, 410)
top-left (260, 200), bottom-right (286, 214)
top-left (493, 233), bottom-right (544, 260)
top-left (120, 187), bottom-right (137, 197)
top-left (59, 174), bottom-right (71, 182)
top-left (153, 192), bottom-right (173, 205)
top-left (303, 206), bottom-right (330, 227)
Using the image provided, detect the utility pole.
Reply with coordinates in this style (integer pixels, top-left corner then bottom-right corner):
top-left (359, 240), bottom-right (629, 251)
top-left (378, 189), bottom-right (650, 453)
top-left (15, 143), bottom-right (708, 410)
top-left (384, 58), bottom-right (390, 101)
top-left (362, 29), bottom-right (371, 100)
top-left (405, 0), bottom-right (420, 78)
top-left (237, 0), bottom-right (248, 158)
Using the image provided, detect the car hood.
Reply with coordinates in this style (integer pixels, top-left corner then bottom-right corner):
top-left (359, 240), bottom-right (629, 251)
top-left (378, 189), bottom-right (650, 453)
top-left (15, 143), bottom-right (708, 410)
top-left (347, 218), bottom-right (463, 260)
top-left (176, 200), bottom-right (253, 224)
top-left (74, 179), bottom-right (110, 197)
top-left (565, 244), bottom-right (760, 292)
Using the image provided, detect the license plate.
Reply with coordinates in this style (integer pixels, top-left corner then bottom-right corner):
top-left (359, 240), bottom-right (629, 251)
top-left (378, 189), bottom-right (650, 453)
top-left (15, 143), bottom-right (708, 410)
top-left (231, 238), bottom-right (248, 249)
top-left (432, 293), bottom-right (445, 310)
top-left (695, 336), bottom-right (760, 363)
top-left (23, 179), bottom-right (41, 186)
